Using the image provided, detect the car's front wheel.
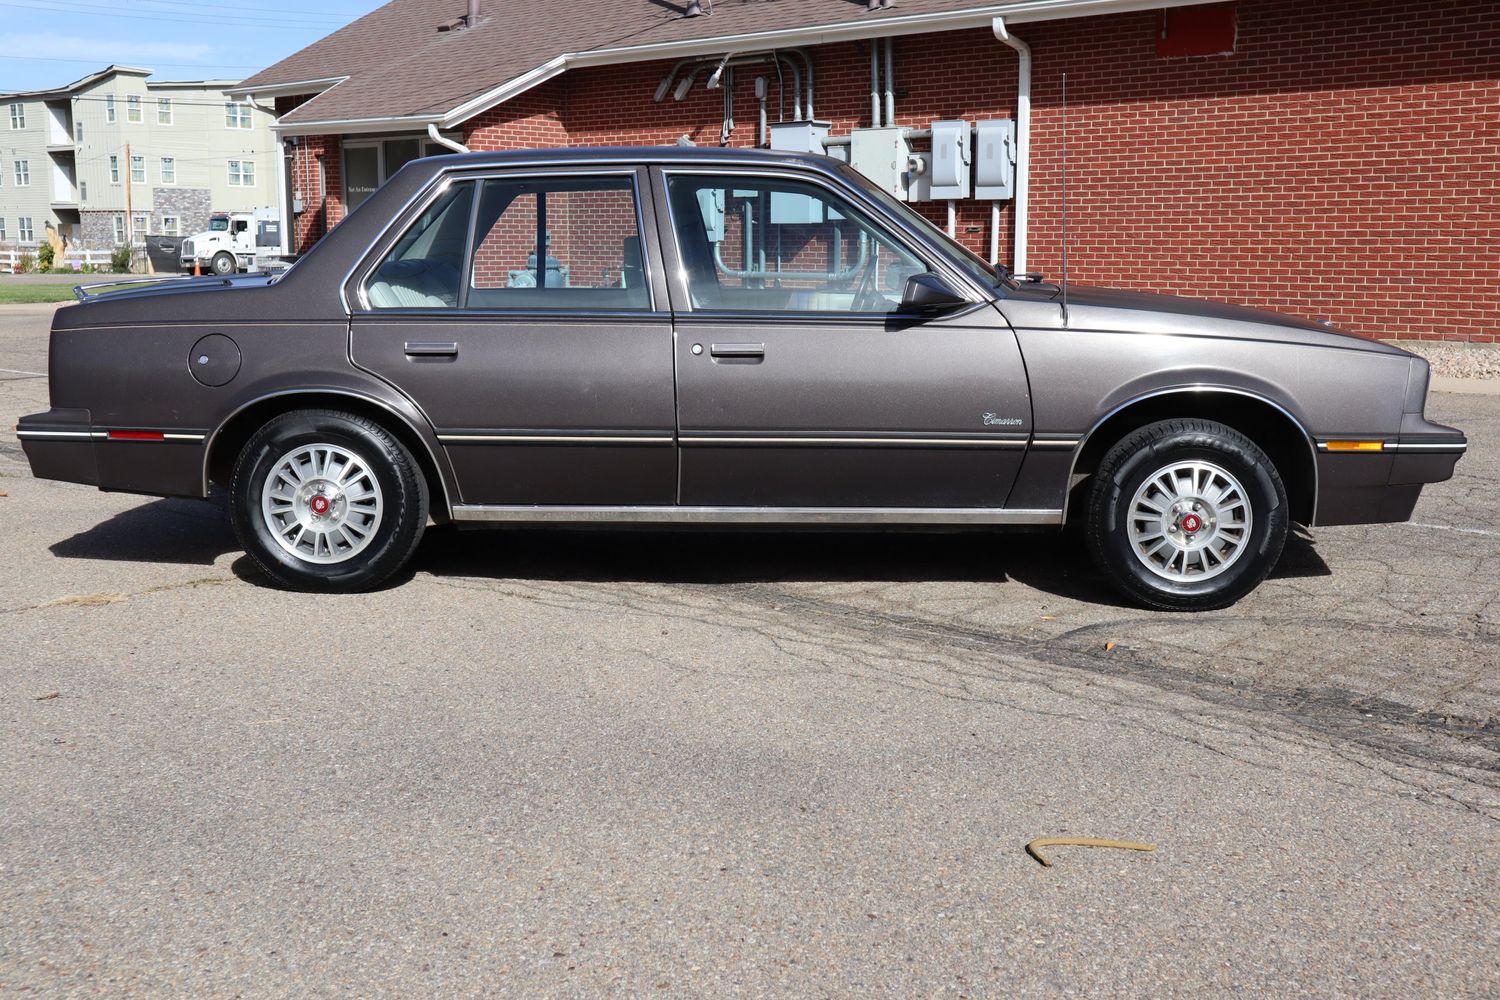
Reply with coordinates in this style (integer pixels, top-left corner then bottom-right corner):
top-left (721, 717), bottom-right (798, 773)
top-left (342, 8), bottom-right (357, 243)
top-left (1086, 419), bottom-right (1288, 611)
top-left (229, 409), bottom-right (427, 591)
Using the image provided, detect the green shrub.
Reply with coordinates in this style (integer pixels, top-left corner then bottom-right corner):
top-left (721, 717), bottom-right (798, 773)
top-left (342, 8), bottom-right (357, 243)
top-left (36, 242), bottom-right (54, 270)
top-left (16, 252), bottom-right (35, 273)
top-left (110, 246), bottom-right (132, 273)
top-left (80, 262), bottom-right (97, 274)
top-left (50, 264), bottom-right (76, 274)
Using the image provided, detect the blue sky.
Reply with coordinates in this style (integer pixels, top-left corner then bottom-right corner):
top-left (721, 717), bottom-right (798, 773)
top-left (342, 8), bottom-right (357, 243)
top-left (0, 0), bottom-right (385, 92)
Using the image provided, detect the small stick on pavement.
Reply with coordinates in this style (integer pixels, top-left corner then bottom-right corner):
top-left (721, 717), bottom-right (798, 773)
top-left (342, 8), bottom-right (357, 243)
top-left (1026, 837), bottom-right (1155, 867)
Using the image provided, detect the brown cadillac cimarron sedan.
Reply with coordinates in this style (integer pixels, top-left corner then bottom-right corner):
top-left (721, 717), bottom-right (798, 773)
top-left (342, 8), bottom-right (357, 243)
top-left (17, 147), bottom-right (1466, 609)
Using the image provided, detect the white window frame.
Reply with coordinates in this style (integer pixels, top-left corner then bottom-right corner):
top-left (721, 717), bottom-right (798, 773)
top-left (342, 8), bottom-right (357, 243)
top-left (113, 216), bottom-right (125, 245)
top-left (126, 95), bottom-right (142, 124)
top-left (130, 155), bottom-right (145, 185)
top-left (104, 95), bottom-right (116, 123)
top-left (18, 217), bottom-right (34, 243)
top-left (132, 213), bottom-right (149, 244)
top-left (8, 103), bottom-right (23, 129)
top-left (157, 98), bottom-right (172, 125)
top-left (13, 160), bottom-right (29, 186)
top-left (80, 180), bottom-right (88, 202)
top-left (0, 218), bottom-right (6, 241)
top-left (224, 101), bottom-right (253, 130)
top-left (74, 119), bottom-right (83, 143)
top-left (109, 155), bottom-right (120, 184)
top-left (161, 215), bottom-right (178, 236)
top-left (159, 156), bottom-right (176, 185)
top-left (227, 159), bottom-right (255, 187)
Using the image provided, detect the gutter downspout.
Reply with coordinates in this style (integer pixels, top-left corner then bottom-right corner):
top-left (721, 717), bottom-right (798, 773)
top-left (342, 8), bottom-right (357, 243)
top-left (992, 16), bottom-right (1030, 274)
top-left (428, 121), bottom-right (469, 154)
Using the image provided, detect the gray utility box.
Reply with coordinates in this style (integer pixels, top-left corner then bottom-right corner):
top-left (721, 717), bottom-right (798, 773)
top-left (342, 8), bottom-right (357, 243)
top-left (769, 120), bottom-right (833, 223)
top-left (975, 119), bottom-right (1018, 201)
top-left (929, 119), bottom-right (973, 200)
top-left (850, 127), bottom-right (911, 200)
top-left (906, 151), bottom-right (932, 203)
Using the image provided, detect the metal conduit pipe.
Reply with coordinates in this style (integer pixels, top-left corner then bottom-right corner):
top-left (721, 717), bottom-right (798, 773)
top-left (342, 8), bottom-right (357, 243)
top-left (992, 16), bottom-right (1031, 273)
top-left (713, 233), bottom-right (869, 281)
top-left (883, 37), bottom-right (895, 128)
top-left (783, 47), bottom-right (816, 119)
top-left (869, 43), bottom-right (881, 126)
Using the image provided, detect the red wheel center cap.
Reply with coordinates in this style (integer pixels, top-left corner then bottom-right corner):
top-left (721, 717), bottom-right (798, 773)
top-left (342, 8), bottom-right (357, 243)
top-left (1180, 513), bottom-right (1203, 534)
top-left (309, 494), bottom-right (331, 516)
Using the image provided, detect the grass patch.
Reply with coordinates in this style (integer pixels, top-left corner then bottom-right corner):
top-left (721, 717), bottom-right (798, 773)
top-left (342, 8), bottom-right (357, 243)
top-left (0, 285), bottom-right (81, 304)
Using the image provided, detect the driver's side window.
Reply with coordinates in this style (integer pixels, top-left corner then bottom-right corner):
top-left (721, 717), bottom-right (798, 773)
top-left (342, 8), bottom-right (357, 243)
top-left (666, 174), bottom-right (924, 314)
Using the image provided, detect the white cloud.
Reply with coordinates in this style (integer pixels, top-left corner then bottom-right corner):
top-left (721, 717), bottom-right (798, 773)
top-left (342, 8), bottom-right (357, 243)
top-left (0, 33), bottom-right (213, 64)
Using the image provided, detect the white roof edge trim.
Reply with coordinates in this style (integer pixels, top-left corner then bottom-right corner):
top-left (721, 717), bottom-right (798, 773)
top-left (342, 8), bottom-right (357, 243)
top-left (439, 0), bottom-right (1212, 129)
top-left (274, 113), bottom-right (444, 137)
top-left (227, 75), bottom-right (350, 101)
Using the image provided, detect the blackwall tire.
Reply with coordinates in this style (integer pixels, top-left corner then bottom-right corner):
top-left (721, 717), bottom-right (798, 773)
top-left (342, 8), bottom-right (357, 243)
top-left (1085, 419), bottom-right (1288, 611)
top-left (210, 252), bottom-right (237, 276)
top-left (229, 409), bottom-right (427, 592)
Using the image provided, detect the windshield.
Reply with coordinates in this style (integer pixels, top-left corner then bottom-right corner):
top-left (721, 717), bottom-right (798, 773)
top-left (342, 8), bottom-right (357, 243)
top-left (209, 218), bottom-right (229, 232)
top-left (834, 162), bottom-right (1016, 292)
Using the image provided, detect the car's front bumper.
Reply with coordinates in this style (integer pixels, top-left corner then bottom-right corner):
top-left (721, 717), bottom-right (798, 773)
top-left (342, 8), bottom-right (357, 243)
top-left (17, 407), bottom-right (208, 497)
top-left (1312, 424), bottom-right (1467, 526)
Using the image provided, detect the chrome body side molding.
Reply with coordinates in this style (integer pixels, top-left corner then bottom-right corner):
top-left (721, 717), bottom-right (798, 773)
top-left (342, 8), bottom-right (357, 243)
top-left (449, 505), bottom-right (1063, 526)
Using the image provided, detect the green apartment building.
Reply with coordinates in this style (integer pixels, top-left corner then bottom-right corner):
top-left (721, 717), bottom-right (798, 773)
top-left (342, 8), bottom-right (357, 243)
top-left (1, 65), bottom-right (275, 256)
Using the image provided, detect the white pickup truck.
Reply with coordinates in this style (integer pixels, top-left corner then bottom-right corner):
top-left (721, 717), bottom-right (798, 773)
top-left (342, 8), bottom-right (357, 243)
top-left (180, 209), bottom-right (282, 275)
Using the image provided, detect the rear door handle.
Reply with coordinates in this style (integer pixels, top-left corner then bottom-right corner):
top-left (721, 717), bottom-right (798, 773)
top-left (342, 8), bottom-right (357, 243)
top-left (404, 341), bottom-right (458, 357)
top-left (709, 343), bottom-right (765, 358)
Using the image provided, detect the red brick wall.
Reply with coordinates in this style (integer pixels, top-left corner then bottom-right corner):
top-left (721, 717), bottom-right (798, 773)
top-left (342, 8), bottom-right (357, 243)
top-left (298, 0), bottom-right (1495, 341)
top-left (278, 96), bottom-right (346, 254)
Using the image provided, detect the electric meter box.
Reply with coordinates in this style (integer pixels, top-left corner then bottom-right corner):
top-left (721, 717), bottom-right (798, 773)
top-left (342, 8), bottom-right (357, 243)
top-left (928, 119), bottom-right (972, 200)
top-left (975, 119), bottom-right (1018, 201)
top-left (905, 152), bottom-right (932, 203)
top-left (769, 120), bottom-right (831, 154)
top-left (769, 120), bottom-right (832, 223)
top-left (850, 127), bottom-right (911, 200)
top-left (696, 187), bottom-right (726, 244)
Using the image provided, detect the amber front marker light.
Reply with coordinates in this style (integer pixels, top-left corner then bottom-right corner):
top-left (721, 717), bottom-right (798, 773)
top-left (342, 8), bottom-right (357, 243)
top-left (1325, 440), bottom-right (1387, 452)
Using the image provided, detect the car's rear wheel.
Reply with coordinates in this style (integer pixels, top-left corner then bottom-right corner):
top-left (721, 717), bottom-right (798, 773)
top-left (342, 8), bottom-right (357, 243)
top-left (210, 251), bottom-right (236, 276)
top-left (229, 409), bottom-right (427, 591)
top-left (1086, 419), bottom-right (1288, 611)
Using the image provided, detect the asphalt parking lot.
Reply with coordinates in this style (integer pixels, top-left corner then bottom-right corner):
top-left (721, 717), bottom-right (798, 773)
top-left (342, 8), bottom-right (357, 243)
top-left (2, 302), bottom-right (1496, 997)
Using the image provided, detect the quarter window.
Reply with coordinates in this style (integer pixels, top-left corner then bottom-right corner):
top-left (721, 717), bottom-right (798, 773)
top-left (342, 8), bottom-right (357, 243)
top-left (8, 103), bottom-right (23, 129)
top-left (366, 181), bottom-right (475, 309)
top-left (665, 173), bottom-right (926, 314)
top-left (126, 95), bottom-right (142, 123)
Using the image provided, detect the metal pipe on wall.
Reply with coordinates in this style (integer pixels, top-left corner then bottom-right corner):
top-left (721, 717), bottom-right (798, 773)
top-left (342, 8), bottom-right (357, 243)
top-left (992, 16), bottom-right (1031, 273)
top-left (869, 43), bottom-right (881, 126)
top-left (883, 38), bottom-right (895, 128)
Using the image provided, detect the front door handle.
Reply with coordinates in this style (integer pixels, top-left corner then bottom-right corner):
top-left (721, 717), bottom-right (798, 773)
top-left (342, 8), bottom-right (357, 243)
top-left (709, 343), bottom-right (765, 358)
top-left (404, 341), bottom-right (458, 357)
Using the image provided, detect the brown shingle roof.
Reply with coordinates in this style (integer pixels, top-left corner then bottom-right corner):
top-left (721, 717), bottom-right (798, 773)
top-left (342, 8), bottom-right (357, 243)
top-left (241, 0), bottom-right (1035, 128)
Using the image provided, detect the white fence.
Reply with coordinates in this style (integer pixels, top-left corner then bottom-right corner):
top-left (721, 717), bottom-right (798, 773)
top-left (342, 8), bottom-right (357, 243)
top-left (0, 247), bottom-right (122, 274)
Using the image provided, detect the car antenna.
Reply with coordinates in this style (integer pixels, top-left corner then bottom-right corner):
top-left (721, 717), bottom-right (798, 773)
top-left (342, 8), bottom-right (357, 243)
top-left (1060, 70), bottom-right (1070, 328)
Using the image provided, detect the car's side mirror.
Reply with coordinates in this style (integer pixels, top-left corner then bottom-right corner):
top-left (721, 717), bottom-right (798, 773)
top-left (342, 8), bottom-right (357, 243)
top-left (899, 272), bottom-right (968, 314)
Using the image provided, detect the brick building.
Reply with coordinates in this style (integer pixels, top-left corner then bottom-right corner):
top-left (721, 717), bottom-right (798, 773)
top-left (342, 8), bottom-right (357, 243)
top-left (231, 0), bottom-right (1497, 342)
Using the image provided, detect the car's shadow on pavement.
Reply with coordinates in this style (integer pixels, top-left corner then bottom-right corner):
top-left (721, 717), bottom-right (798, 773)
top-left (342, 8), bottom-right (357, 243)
top-left (50, 496), bottom-right (238, 566)
top-left (48, 495), bottom-right (1331, 609)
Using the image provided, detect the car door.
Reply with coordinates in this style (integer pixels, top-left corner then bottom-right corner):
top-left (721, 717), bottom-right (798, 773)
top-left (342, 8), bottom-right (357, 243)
top-left (653, 166), bottom-right (1031, 509)
top-left (347, 167), bottom-right (676, 506)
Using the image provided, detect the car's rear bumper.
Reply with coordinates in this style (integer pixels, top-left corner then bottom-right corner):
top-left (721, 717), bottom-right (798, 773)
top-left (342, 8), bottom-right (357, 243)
top-left (17, 408), bottom-right (208, 497)
top-left (1312, 425), bottom-right (1466, 527)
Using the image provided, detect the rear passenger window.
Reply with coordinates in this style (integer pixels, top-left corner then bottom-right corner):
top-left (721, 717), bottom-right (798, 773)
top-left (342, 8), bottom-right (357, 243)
top-left (467, 176), bottom-right (649, 311)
